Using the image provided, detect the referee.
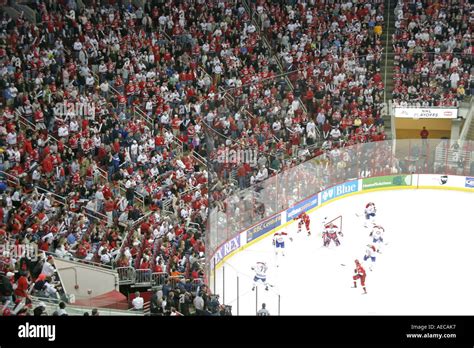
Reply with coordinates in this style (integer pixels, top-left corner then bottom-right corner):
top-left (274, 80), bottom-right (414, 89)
top-left (257, 303), bottom-right (270, 316)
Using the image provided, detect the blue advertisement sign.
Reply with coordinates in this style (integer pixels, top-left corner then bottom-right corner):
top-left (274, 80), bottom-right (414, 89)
top-left (286, 195), bottom-right (318, 221)
top-left (321, 180), bottom-right (358, 204)
top-left (246, 215), bottom-right (281, 243)
top-left (465, 177), bottom-right (474, 188)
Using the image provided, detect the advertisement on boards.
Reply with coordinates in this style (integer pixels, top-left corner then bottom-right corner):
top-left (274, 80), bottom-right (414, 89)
top-left (212, 235), bottom-right (241, 269)
top-left (286, 195), bottom-right (319, 221)
top-left (246, 215), bottom-right (281, 243)
top-left (417, 174), bottom-right (469, 188)
top-left (362, 175), bottom-right (412, 190)
top-left (465, 177), bottom-right (474, 188)
top-left (321, 180), bottom-right (358, 204)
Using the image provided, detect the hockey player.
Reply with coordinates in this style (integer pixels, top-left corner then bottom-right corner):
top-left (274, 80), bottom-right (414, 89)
top-left (296, 212), bottom-right (311, 236)
top-left (251, 261), bottom-right (269, 291)
top-left (273, 231), bottom-right (290, 256)
top-left (321, 217), bottom-right (329, 246)
top-left (323, 222), bottom-right (342, 247)
top-left (370, 225), bottom-right (385, 245)
top-left (364, 202), bottom-right (377, 227)
top-left (363, 244), bottom-right (378, 271)
top-left (352, 259), bottom-right (367, 294)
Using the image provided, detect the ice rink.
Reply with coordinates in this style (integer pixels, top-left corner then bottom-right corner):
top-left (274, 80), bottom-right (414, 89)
top-left (214, 189), bottom-right (474, 315)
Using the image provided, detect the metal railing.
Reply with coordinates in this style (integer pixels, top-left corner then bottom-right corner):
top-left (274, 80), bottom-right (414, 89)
top-left (0, 170), bottom-right (20, 186)
top-left (383, 0), bottom-right (392, 105)
top-left (133, 105), bottom-right (154, 127)
top-left (117, 269), bottom-right (190, 288)
top-left (134, 269), bottom-right (152, 286)
top-left (15, 110), bottom-right (71, 150)
top-left (168, 275), bottom-right (185, 288)
top-left (192, 151), bottom-right (207, 168)
top-left (67, 256), bottom-right (114, 270)
top-left (460, 98), bottom-right (474, 141)
top-left (118, 184), bottom-right (145, 210)
top-left (117, 266), bottom-right (136, 285)
top-left (34, 186), bottom-right (67, 204)
top-left (151, 272), bottom-right (167, 287)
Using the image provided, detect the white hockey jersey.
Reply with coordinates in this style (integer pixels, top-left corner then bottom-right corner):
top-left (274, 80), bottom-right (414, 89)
top-left (273, 232), bottom-right (288, 243)
top-left (372, 225), bottom-right (384, 240)
top-left (253, 262), bottom-right (268, 279)
top-left (365, 203), bottom-right (376, 215)
top-left (365, 245), bottom-right (377, 257)
top-left (324, 223), bottom-right (339, 233)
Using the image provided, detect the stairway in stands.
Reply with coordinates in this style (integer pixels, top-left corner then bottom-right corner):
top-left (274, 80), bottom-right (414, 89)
top-left (467, 123), bottom-right (474, 141)
top-left (466, 101), bottom-right (474, 141)
top-left (381, 0), bottom-right (397, 138)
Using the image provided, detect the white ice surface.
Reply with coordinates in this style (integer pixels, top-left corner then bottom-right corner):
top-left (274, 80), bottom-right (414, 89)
top-left (213, 189), bottom-right (474, 315)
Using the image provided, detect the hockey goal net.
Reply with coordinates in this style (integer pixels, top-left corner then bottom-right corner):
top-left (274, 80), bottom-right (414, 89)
top-left (326, 215), bottom-right (342, 233)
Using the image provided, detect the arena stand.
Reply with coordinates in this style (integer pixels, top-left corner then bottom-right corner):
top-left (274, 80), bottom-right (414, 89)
top-left (391, 0), bottom-right (472, 106)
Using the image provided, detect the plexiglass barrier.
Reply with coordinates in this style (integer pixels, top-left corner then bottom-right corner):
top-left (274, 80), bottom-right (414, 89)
top-left (206, 139), bottom-right (474, 289)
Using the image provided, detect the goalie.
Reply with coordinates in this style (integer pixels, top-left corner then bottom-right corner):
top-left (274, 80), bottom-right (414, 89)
top-left (323, 221), bottom-right (343, 247)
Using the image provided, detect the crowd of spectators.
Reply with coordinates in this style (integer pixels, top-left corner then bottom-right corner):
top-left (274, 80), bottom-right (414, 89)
top-left (146, 284), bottom-right (231, 316)
top-left (0, 250), bottom-right (65, 315)
top-left (0, 0), bottom-right (469, 315)
top-left (0, 0), bottom-right (212, 285)
top-left (0, 0), bottom-right (392, 313)
top-left (207, 0), bottom-right (388, 232)
top-left (392, 0), bottom-right (473, 106)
